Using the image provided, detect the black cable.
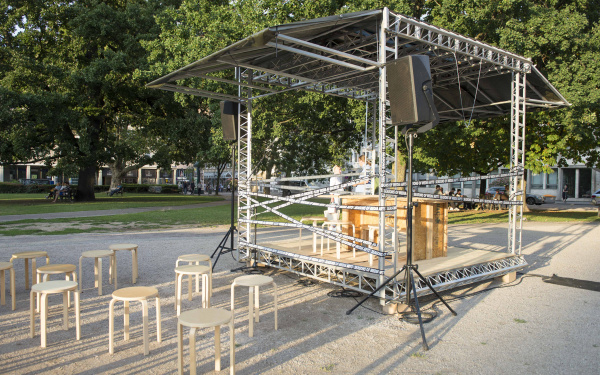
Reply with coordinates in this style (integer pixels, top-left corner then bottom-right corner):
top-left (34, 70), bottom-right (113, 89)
top-left (327, 288), bottom-right (363, 298)
top-left (297, 279), bottom-right (318, 287)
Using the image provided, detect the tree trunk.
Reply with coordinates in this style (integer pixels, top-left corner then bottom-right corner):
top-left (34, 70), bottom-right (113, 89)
top-left (76, 165), bottom-right (97, 201)
top-left (108, 162), bottom-right (125, 190)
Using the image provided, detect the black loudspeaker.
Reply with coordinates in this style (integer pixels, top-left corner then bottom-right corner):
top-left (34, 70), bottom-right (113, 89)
top-left (387, 55), bottom-right (439, 133)
top-left (220, 101), bottom-right (238, 141)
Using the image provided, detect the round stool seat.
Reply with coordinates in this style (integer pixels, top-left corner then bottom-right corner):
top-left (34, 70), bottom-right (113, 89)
top-left (37, 264), bottom-right (76, 274)
top-left (12, 251), bottom-right (48, 259)
top-left (81, 250), bottom-right (113, 258)
top-left (0, 262), bottom-right (13, 271)
top-left (109, 243), bottom-right (138, 251)
top-left (175, 265), bottom-right (210, 275)
top-left (233, 275), bottom-right (273, 287)
top-left (32, 280), bottom-right (77, 293)
top-left (112, 286), bottom-right (158, 301)
top-left (179, 307), bottom-right (232, 328)
top-left (177, 254), bottom-right (210, 263)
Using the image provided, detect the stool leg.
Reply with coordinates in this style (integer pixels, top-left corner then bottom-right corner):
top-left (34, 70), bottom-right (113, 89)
top-left (98, 257), bottom-right (103, 296)
top-left (248, 286), bottom-right (254, 338)
top-left (94, 258), bottom-right (99, 288)
top-left (155, 296), bottom-right (161, 343)
top-left (1, 269), bottom-right (5, 305)
top-left (62, 291), bottom-right (69, 330)
top-left (113, 255), bottom-right (117, 291)
top-left (204, 274), bottom-right (210, 307)
top-left (10, 268), bottom-right (16, 310)
top-left (24, 259), bottom-right (29, 290)
top-left (273, 282), bottom-right (278, 331)
top-left (201, 274), bottom-right (206, 308)
top-left (32, 258), bottom-right (38, 287)
top-left (189, 327), bottom-right (197, 375)
top-left (142, 299), bottom-right (149, 355)
top-left (124, 301), bottom-right (129, 341)
top-left (30, 290), bottom-right (35, 338)
top-left (255, 286), bottom-right (260, 323)
top-left (230, 283), bottom-right (236, 321)
top-left (208, 260), bottom-right (213, 297)
top-left (195, 261), bottom-right (200, 293)
top-left (177, 322), bottom-right (184, 375)
top-left (230, 319), bottom-right (236, 375)
top-left (187, 274), bottom-right (192, 301)
top-left (41, 293), bottom-right (48, 348)
top-left (176, 274), bottom-right (183, 316)
top-left (75, 290), bottom-right (80, 340)
top-left (109, 299), bottom-right (116, 354)
top-left (66, 273), bottom-right (71, 307)
top-left (132, 249), bottom-right (137, 284)
top-left (36, 272), bottom-right (41, 313)
top-left (214, 325), bottom-right (221, 372)
top-left (79, 256), bottom-right (84, 292)
top-left (313, 221), bottom-right (318, 253)
top-left (174, 273), bottom-right (178, 312)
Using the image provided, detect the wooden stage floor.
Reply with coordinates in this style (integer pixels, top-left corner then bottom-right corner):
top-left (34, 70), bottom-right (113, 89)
top-left (260, 231), bottom-right (515, 278)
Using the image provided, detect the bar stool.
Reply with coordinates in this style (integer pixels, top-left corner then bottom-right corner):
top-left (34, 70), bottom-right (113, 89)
top-left (0, 262), bottom-right (16, 310)
top-left (109, 286), bottom-right (161, 356)
top-left (79, 250), bottom-right (116, 295)
top-left (10, 251), bottom-right (49, 289)
top-left (175, 265), bottom-right (211, 316)
top-left (36, 264), bottom-right (77, 308)
top-left (109, 243), bottom-right (139, 284)
top-left (30, 280), bottom-right (80, 348)
top-left (231, 275), bottom-right (277, 338)
top-left (299, 216), bottom-right (326, 252)
top-left (176, 254), bottom-right (212, 297)
top-left (177, 307), bottom-right (235, 375)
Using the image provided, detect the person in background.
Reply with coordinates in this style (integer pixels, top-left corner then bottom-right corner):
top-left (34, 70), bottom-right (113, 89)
top-left (330, 165), bottom-right (343, 217)
top-left (353, 155), bottom-right (372, 194)
top-left (562, 184), bottom-right (568, 202)
top-left (434, 185), bottom-right (442, 195)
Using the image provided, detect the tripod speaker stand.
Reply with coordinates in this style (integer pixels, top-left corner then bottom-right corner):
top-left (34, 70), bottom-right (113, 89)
top-left (347, 131), bottom-right (457, 351)
top-left (210, 143), bottom-right (237, 271)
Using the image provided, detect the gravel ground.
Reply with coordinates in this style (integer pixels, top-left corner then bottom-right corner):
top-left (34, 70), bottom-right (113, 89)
top-left (0, 221), bottom-right (598, 374)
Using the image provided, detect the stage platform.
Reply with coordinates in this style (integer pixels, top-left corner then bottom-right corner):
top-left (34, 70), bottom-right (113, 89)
top-left (250, 227), bottom-right (527, 301)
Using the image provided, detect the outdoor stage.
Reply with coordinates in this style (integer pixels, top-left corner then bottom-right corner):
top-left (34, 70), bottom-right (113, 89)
top-left (252, 226), bottom-right (527, 300)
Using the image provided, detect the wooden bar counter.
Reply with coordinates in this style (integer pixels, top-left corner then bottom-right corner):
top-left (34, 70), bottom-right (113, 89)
top-left (339, 195), bottom-right (448, 261)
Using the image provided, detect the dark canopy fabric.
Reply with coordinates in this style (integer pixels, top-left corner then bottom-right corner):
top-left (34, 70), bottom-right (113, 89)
top-left (148, 9), bottom-right (568, 123)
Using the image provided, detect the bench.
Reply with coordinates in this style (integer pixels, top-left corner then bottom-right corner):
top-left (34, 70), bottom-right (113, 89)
top-left (107, 186), bottom-right (124, 197)
top-left (59, 189), bottom-right (75, 202)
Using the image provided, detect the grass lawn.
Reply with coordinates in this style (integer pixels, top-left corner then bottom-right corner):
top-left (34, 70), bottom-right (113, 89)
top-left (0, 196), bottom-right (597, 236)
top-left (0, 193), bottom-right (224, 216)
top-left (0, 198), bottom-right (330, 236)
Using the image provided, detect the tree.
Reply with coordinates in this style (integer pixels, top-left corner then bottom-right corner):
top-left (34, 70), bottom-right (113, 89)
top-left (416, 0), bottom-right (600, 180)
top-left (0, 0), bottom-right (210, 200)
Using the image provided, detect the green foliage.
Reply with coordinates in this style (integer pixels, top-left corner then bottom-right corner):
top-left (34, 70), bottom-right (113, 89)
top-left (419, 0), bottom-right (600, 175)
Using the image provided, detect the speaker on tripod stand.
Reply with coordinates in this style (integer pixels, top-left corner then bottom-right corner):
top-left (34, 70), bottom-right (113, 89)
top-left (347, 55), bottom-right (456, 351)
top-left (211, 101), bottom-right (241, 270)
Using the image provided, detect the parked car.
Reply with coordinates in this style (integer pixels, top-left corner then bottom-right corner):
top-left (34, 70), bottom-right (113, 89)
top-left (591, 189), bottom-right (600, 205)
top-left (484, 186), bottom-right (545, 205)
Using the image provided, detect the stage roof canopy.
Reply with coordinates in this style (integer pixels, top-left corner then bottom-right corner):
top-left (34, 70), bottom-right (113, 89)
top-left (148, 9), bottom-right (569, 123)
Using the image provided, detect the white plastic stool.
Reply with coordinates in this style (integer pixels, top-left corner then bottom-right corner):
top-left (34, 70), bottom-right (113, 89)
top-left (321, 220), bottom-right (355, 259)
top-left (177, 307), bottom-right (235, 375)
top-left (176, 254), bottom-right (212, 297)
top-left (79, 250), bottom-right (116, 295)
top-left (30, 280), bottom-right (80, 348)
top-left (174, 265), bottom-right (211, 316)
top-left (231, 275), bottom-right (277, 338)
top-left (109, 286), bottom-right (161, 355)
top-left (0, 262), bottom-right (16, 310)
top-left (299, 216), bottom-right (326, 252)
